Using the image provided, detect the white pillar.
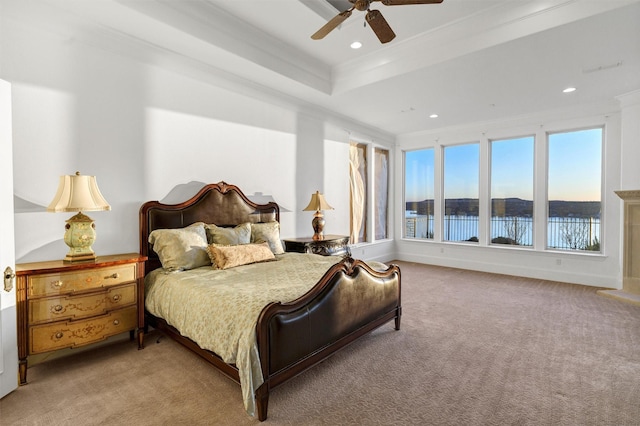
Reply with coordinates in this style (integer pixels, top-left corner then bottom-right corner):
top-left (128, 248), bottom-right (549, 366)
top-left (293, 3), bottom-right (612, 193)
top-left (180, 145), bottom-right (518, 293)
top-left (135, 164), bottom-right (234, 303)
top-left (617, 90), bottom-right (640, 190)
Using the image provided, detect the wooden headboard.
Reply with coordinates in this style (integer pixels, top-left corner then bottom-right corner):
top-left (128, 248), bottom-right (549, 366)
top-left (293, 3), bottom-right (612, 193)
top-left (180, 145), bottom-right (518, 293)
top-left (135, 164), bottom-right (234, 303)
top-left (139, 181), bottom-right (280, 273)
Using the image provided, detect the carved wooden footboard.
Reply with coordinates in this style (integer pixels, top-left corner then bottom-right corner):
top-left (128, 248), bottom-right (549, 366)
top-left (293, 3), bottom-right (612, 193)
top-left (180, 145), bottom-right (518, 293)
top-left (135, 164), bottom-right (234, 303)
top-left (140, 182), bottom-right (401, 421)
top-left (255, 257), bottom-right (401, 420)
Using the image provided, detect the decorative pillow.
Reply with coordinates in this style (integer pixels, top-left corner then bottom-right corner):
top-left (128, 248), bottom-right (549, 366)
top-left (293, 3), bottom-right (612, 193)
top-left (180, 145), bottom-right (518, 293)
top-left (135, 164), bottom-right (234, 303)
top-left (251, 221), bottom-right (285, 255)
top-left (148, 223), bottom-right (210, 271)
top-left (206, 242), bottom-right (276, 270)
top-left (204, 223), bottom-right (251, 246)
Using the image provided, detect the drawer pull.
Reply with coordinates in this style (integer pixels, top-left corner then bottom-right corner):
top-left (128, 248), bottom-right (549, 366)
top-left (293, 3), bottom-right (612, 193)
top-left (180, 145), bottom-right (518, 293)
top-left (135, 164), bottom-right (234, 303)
top-left (105, 273), bottom-right (120, 280)
top-left (112, 294), bottom-right (121, 302)
top-left (53, 304), bottom-right (63, 312)
top-left (113, 319), bottom-right (120, 326)
top-left (55, 331), bottom-right (64, 339)
top-left (52, 280), bottom-right (63, 288)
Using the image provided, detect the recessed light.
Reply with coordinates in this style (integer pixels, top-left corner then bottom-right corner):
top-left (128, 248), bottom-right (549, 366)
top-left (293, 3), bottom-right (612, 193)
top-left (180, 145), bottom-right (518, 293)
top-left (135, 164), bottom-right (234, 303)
top-left (350, 41), bottom-right (362, 49)
top-left (429, 114), bottom-right (438, 118)
top-left (563, 87), bottom-right (577, 93)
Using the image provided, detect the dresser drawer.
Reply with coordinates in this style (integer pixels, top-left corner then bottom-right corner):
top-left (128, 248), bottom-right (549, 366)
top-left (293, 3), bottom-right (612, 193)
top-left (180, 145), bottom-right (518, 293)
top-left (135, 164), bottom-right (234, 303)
top-left (28, 282), bottom-right (137, 325)
top-left (29, 305), bottom-right (137, 354)
top-left (28, 264), bottom-right (136, 297)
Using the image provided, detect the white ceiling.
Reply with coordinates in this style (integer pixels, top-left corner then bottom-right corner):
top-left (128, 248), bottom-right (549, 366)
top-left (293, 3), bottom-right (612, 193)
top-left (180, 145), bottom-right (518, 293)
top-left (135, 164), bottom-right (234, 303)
top-left (7, 0), bottom-right (640, 137)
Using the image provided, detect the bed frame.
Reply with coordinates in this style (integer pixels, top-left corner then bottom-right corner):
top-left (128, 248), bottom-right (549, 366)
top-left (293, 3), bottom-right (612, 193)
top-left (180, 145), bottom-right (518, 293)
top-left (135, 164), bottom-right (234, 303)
top-left (139, 181), bottom-right (401, 421)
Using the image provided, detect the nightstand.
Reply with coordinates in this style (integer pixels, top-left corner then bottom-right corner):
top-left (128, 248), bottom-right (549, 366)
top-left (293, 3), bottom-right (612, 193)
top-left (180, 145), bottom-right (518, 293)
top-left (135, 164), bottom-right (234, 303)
top-left (283, 235), bottom-right (350, 257)
top-left (15, 253), bottom-right (146, 384)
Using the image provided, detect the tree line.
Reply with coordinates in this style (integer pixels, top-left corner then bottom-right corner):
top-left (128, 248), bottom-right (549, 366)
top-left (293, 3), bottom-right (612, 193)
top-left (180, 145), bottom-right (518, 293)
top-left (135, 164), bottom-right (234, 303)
top-left (406, 198), bottom-right (600, 218)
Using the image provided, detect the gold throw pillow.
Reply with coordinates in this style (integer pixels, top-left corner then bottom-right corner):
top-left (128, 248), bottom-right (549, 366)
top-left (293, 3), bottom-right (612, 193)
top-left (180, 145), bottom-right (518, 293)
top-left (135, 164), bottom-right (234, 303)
top-left (207, 242), bottom-right (276, 270)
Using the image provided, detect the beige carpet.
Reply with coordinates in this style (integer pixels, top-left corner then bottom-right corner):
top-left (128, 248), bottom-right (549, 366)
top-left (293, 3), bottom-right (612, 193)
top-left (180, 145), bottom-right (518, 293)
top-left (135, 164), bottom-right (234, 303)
top-left (2, 261), bottom-right (639, 425)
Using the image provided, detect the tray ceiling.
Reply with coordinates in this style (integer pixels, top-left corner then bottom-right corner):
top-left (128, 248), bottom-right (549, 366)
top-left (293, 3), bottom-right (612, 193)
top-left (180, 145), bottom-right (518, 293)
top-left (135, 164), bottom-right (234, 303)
top-left (3, 0), bottom-right (639, 136)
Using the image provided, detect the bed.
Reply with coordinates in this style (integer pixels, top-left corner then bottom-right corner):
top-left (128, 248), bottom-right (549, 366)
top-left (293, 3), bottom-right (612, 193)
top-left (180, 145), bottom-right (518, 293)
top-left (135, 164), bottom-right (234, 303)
top-left (139, 182), bottom-right (401, 421)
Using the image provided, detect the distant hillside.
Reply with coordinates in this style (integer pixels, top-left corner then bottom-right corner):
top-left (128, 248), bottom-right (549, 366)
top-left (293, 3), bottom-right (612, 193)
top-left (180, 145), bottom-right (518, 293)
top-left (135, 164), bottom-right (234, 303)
top-left (406, 198), bottom-right (600, 218)
top-left (548, 200), bottom-right (601, 218)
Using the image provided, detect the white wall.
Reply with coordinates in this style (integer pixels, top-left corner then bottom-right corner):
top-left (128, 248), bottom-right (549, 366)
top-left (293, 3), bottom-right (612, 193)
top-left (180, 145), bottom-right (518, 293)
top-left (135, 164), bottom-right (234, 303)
top-left (1, 8), bottom-right (390, 263)
top-left (395, 105), bottom-right (625, 288)
top-left (323, 139), bottom-right (350, 238)
top-left (2, 3), bottom-right (633, 287)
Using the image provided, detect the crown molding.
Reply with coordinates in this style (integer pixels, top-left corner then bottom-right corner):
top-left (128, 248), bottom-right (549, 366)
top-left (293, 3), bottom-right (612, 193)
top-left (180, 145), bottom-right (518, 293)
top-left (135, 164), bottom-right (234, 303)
top-left (120, 0), bottom-right (333, 93)
top-left (616, 89), bottom-right (640, 108)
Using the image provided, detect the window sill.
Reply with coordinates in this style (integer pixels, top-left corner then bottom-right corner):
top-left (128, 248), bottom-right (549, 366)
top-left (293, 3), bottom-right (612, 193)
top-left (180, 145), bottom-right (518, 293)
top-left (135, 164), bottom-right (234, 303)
top-left (399, 237), bottom-right (607, 259)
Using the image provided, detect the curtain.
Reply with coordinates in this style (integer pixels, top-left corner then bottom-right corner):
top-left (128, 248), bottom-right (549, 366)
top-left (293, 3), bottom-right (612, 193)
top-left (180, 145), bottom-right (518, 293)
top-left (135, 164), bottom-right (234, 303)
top-left (374, 148), bottom-right (389, 240)
top-left (349, 143), bottom-right (366, 244)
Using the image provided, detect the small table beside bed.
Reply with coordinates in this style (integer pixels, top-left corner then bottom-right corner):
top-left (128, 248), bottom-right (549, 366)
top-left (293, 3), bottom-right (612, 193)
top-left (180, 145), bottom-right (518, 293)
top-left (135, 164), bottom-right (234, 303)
top-left (139, 181), bottom-right (402, 421)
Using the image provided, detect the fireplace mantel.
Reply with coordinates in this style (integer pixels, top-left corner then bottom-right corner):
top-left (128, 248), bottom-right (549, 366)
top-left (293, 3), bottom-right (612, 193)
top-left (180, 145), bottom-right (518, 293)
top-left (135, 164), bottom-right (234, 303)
top-left (614, 190), bottom-right (640, 200)
top-left (598, 190), bottom-right (640, 306)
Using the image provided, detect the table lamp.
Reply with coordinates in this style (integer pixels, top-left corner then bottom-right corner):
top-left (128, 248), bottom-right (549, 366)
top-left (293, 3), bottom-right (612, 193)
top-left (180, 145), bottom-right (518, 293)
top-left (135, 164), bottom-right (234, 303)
top-left (47, 171), bottom-right (111, 262)
top-left (303, 191), bottom-right (334, 241)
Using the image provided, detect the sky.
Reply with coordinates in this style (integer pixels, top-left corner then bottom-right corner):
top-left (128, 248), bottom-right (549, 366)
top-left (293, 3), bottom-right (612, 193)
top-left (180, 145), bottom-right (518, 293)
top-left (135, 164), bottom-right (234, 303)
top-left (491, 136), bottom-right (533, 200)
top-left (548, 128), bottom-right (602, 201)
top-left (405, 148), bottom-right (434, 201)
top-left (405, 127), bottom-right (602, 203)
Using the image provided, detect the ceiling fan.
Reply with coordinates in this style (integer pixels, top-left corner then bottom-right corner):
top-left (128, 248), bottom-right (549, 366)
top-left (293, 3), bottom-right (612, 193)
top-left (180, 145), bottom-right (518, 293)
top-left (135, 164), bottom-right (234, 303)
top-left (311, 0), bottom-right (444, 44)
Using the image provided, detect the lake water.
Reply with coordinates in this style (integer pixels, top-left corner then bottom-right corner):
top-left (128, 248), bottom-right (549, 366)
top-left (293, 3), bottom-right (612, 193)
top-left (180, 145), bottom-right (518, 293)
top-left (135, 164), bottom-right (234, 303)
top-left (405, 213), bottom-right (600, 250)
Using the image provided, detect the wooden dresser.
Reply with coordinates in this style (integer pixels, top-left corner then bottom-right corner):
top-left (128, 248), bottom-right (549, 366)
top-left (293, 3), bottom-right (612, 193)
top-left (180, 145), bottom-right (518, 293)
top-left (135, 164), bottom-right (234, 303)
top-left (15, 253), bottom-right (146, 384)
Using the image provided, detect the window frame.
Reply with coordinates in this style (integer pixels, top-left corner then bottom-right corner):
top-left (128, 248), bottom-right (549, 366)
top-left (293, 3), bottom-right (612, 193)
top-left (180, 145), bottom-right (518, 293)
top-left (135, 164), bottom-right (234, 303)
top-left (403, 147), bottom-right (435, 240)
top-left (442, 141), bottom-right (480, 243)
top-left (545, 126), bottom-right (604, 253)
top-left (488, 134), bottom-right (535, 248)
top-left (400, 121), bottom-right (607, 257)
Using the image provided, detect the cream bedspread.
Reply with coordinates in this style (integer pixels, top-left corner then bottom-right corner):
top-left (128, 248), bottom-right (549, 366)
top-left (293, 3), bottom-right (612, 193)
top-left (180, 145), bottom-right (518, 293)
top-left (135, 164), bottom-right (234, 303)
top-left (144, 253), bottom-right (343, 416)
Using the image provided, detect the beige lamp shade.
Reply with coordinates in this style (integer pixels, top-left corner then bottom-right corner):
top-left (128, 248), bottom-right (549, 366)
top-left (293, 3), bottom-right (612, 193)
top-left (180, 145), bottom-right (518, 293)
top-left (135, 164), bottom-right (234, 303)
top-left (47, 172), bottom-right (111, 212)
top-left (303, 191), bottom-right (334, 212)
top-left (48, 172), bottom-right (110, 263)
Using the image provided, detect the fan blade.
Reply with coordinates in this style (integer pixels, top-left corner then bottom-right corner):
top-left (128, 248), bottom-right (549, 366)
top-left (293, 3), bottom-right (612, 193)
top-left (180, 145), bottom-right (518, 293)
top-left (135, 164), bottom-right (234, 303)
top-left (379, 0), bottom-right (444, 5)
top-left (311, 9), bottom-right (353, 40)
top-left (366, 9), bottom-right (396, 43)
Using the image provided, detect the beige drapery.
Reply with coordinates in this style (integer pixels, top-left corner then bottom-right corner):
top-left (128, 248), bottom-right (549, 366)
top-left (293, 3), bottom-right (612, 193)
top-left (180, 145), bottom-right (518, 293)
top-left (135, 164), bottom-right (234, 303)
top-left (349, 143), bottom-right (366, 244)
top-left (374, 148), bottom-right (389, 240)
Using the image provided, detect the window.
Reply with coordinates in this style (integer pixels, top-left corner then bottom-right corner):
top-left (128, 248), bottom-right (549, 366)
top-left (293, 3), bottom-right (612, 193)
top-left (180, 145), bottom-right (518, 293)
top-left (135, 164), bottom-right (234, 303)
top-left (547, 128), bottom-right (602, 251)
top-left (404, 148), bottom-right (434, 239)
top-left (349, 142), bottom-right (368, 243)
top-left (490, 136), bottom-right (534, 247)
top-left (400, 123), bottom-right (605, 255)
top-left (443, 143), bottom-right (479, 242)
top-left (374, 148), bottom-right (389, 240)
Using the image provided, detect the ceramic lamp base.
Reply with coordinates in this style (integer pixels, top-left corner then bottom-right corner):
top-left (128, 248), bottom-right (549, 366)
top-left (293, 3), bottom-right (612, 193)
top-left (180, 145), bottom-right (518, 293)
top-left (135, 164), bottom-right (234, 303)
top-left (63, 212), bottom-right (97, 263)
top-left (311, 211), bottom-right (325, 241)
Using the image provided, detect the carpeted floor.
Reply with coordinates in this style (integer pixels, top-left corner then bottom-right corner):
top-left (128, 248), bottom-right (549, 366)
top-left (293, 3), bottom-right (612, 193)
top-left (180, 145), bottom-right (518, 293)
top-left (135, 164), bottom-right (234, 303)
top-left (1, 261), bottom-right (639, 425)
